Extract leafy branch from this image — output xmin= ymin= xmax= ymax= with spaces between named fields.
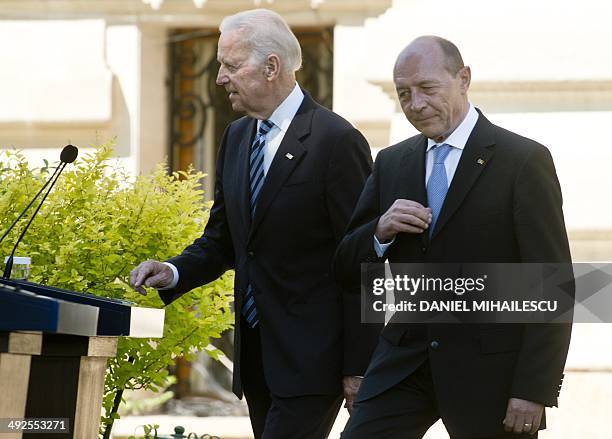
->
xmin=0 ymin=144 xmax=234 ymax=439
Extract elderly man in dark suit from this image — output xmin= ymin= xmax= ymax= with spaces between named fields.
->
xmin=335 ymin=36 xmax=572 ymax=438
xmin=130 ymin=8 xmax=380 ymax=439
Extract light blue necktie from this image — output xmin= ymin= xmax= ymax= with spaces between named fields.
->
xmin=426 ymin=143 xmax=452 ymax=237
xmin=243 ymin=120 xmax=274 ymax=328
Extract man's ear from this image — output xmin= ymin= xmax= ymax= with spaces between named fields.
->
xmin=265 ymin=54 xmax=281 ymax=81
xmin=458 ymin=66 xmax=471 ymax=93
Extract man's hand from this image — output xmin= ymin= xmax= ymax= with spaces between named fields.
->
xmin=130 ymin=260 xmax=174 ymax=295
xmin=503 ymin=397 xmax=543 ymax=435
xmin=375 ymin=199 xmax=432 ymax=243
xmin=342 ymin=376 xmax=363 ymax=415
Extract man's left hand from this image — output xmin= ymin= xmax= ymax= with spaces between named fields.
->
xmin=503 ymin=397 xmax=544 ymax=435
xmin=342 ymin=376 xmax=362 ymax=414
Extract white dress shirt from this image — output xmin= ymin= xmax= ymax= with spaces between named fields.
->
xmin=260 ymin=83 xmax=304 ymax=175
xmin=161 ymin=83 xmax=305 ymax=290
xmin=374 ymin=104 xmax=479 ymax=257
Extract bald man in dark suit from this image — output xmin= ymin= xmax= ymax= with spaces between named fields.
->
xmin=335 ymin=36 xmax=572 ymax=439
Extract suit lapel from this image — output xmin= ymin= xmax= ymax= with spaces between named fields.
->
xmin=238 ymin=119 xmax=257 ymax=229
xmin=396 ymin=136 xmax=428 ymax=206
xmin=247 ymin=94 xmax=314 ymax=241
xmin=430 ymin=112 xmax=496 ymax=240
xmin=396 ymin=137 xmax=428 ymax=248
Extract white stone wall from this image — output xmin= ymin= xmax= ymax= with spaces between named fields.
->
xmin=1 ymin=2 xmax=609 ymax=237
xmin=334 ymin=0 xmax=612 ymax=233
xmin=0 ymin=19 xmax=167 ymax=176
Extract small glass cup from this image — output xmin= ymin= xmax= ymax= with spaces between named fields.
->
xmin=4 ymin=256 xmax=31 ymax=280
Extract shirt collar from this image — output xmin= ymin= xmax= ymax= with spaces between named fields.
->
xmin=426 ymin=104 xmax=479 ymax=151
xmin=261 ymin=83 xmax=304 ymax=133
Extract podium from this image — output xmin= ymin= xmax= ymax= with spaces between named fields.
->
xmin=0 ymin=280 xmax=165 ymax=439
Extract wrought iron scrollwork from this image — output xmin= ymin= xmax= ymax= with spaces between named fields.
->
xmin=296 ymin=27 xmax=334 ymax=109
xmin=169 ymin=33 xmax=225 ymax=171
xmin=173 ymin=92 xmax=207 ymax=148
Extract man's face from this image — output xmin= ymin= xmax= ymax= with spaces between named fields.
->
xmin=216 ymin=31 xmax=270 ymax=117
xmin=393 ymin=44 xmax=470 ymax=142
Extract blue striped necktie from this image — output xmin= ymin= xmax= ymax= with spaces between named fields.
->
xmin=426 ymin=143 xmax=452 ymax=237
xmin=243 ymin=119 xmax=274 ymax=328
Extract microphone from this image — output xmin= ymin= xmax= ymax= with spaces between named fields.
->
xmin=2 ymin=145 xmax=79 ymax=279
xmin=60 ymin=144 xmax=78 ymax=163
xmin=0 ymin=145 xmax=78 ymax=246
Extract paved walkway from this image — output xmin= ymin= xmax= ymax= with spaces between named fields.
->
xmin=114 ymin=326 xmax=612 ymax=438
xmin=113 ymin=370 xmax=612 ymax=439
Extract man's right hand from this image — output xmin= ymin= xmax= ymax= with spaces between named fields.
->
xmin=375 ymin=199 xmax=432 ymax=242
xmin=130 ymin=260 xmax=173 ymax=295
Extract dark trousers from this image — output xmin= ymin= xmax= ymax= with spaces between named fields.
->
xmin=240 ymin=318 xmax=343 ymax=439
xmin=341 ymin=360 xmax=537 ymax=439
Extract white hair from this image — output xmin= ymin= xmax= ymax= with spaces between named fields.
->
xmin=219 ymin=9 xmax=302 ymax=73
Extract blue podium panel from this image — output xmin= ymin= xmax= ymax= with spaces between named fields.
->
xmin=0 ymin=284 xmax=100 ymax=336
xmin=0 ymin=287 xmax=59 ymax=332
xmin=2 ymin=280 xmax=131 ymax=336
xmin=0 ymin=280 xmax=164 ymax=337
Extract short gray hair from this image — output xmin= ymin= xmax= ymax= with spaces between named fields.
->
xmin=219 ymin=9 xmax=302 ymax=73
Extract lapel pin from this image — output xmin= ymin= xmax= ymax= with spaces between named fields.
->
xmin=477 ymin=158 xmax=485 ymax=165
xmin=285 ymin=153 xmax=294 ymax=160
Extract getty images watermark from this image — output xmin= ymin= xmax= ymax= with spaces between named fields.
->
xmin=360 ymin=263 xmax=612 ymax=324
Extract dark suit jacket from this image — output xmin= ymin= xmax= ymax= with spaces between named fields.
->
xmin=159 ymin=92 xmax=381 ymax=398
xmin=334 ymin=110 xmax=573 ymax=438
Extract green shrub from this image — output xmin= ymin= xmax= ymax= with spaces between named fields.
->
xmin=0 ymin=144 xmax=234 ymax=438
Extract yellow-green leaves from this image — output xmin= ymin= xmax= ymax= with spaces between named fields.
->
xmin=0 ymin=143 xmax=233 ymax=438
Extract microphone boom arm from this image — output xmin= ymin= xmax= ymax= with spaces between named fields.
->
xmin=0 ymin=164 xmax=62 ymax=246
xmin=2 ymin=144 xmax=78 ymax=280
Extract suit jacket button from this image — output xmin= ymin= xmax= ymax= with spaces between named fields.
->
xmin=248 ymin=251 xmax=255 ymax=258
xmin=430 ymin=340 xmax=439 ymax=350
